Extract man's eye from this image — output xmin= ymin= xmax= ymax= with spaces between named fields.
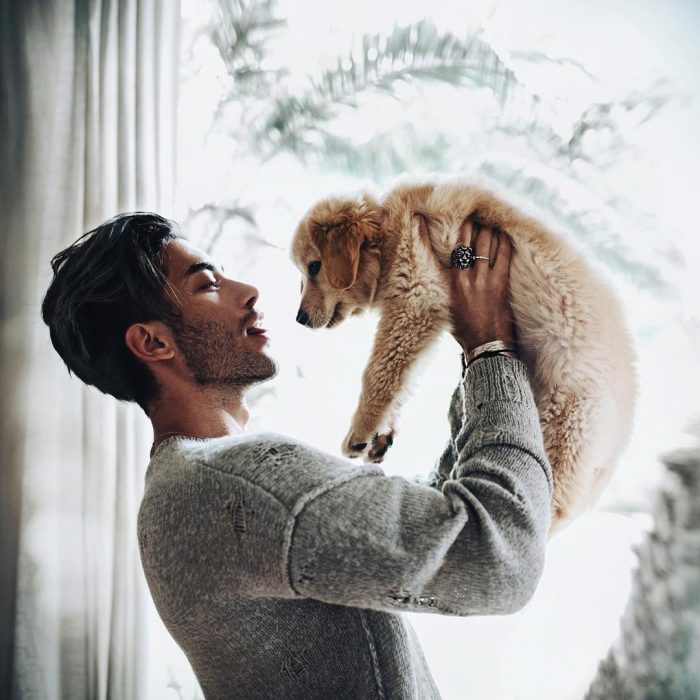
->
xmin=200 ymin=280 xmax=221 ymax=290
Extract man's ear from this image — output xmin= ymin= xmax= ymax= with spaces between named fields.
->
xmin=124 ymin=321 xmax=175 ymax=362
xmin=312 ymin=197 xmax=383 ymax=290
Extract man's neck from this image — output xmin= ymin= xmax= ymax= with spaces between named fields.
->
xmin=148 ymin=388 xmax=250 ymax=457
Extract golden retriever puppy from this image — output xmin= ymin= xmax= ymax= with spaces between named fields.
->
xmin=290 ymin=172 xmax=638 ymax=536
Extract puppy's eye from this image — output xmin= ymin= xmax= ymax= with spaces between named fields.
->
xmin=308 ymin=260 xmax=321 ymax=277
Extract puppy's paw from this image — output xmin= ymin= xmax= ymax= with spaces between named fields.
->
xmin=341 ymin=427 xmax=371 ymax=459
xmin=365 ymin=432 xmax=394 ymax=464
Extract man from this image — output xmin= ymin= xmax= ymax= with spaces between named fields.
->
xmin=41 ymin=212 xmax=553 ymax=699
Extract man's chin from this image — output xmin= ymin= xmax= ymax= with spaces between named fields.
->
xmin=242 ymin=353 xmax=279 ymax=384
xmin=193 ymin=355 xmax=278 ymax=389
xmin=258 ymin=356 xmax=279 ymax=381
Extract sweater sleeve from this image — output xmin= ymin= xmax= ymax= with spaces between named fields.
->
xmin=423 ymin=358 xmax=466 ymax=493
xmin=284 ymin=353 xmax=554 ymax=616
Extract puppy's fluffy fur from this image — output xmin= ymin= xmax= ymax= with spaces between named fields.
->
xmin=290 ymin=173 xmax=638 ymax=537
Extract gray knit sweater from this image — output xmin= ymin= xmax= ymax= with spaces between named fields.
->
xmin=137 ymin=353 xmax=554 ymax=699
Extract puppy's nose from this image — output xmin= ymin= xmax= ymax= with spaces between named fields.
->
xmin=296 ymin=308 xmax=310 ymax=326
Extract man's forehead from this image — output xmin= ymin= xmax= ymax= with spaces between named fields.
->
xmin=165 ymin=239 xmax=224 ymax=280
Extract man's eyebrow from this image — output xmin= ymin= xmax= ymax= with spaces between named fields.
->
xmin=182 ymin=261 xmax=225 ymax=280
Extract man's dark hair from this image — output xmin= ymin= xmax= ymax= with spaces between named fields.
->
xmin=41 ymin=212 xmax=187 ymax=415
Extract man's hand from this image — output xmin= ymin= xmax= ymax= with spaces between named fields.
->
xmin=416 ymin=215 xmax=519 ymax=354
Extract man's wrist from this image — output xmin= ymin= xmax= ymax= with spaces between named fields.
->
xmin=460 ymin=346 xmax=519 ymax=375
xmin=457 ymin=333 xmax=516 ymax=355
xmin=467 ymin=339 xmax=514 ymax=359
xmin=468 ymin=349 xmax=518 ymax=366
xmin=459 ymin=336 xmax=516 ymax=354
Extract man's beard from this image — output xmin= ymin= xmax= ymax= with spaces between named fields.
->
xmin=168 ymin=314 xmax=277 ymax=389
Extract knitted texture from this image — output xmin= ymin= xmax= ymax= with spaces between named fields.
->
xmin=137 ymin=354 xmax=553 ymax=699
xmin=585 ymin=420 xmax=700 ymax=700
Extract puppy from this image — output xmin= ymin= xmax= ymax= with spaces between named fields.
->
xmin=290 ymin=172 xmax=638 ymax=536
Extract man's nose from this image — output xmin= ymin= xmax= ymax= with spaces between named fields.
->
xmin=296 ymin=308 xmax=310 ymax=326
xmin=242 ymin=284 xmax=258 ymax=309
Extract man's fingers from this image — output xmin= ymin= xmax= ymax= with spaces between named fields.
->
xmin=492 ymin=228 xmax=513 ymax=280
xmin=421 ymin=216 xmax=513 ymax=284
xmin=472 ymin=225 xmax=493 ymax=284
xmin=459 ymin=217 xmax=475 ymax=246
xmin=488 ymin=229 xmax=499 ymax=268
xmin=474 ymin=224 xmax=491 ymax=259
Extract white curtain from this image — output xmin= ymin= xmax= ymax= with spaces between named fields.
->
xmin=0 ymin=1 xmax=181 ymax=698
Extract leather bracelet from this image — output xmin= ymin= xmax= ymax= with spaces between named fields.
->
xmin=465 ymin=339 xmax=517 ymax=364
xmin=468 ymin=349 xmax=518 ymax=366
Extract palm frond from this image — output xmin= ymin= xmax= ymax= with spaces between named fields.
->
xmin=257 ymin=19 xmax=527 ymax=156
xmin=185 ymin=203 xmax=259 ymax=254
xmin=567 ymin=78 xmax=677 ymax=159
xmin=509 ymin=49 xmax=598 ymax=81
xmin=203 ymin=0 xmax=290 ymax=136
xmin=296 ymin=127 xmax=452 ymax=179
xmin=210 ymin=0 xmax=286 ymax=79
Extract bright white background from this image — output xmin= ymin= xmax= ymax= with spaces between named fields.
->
xmin=146 ymin=1 xmax=700 ymax=698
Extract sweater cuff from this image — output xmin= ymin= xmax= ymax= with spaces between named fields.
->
xmin=464 ymin=353 xmax=534 ymax=407
xmin=460 ymin=353 xmax=554 ymax=497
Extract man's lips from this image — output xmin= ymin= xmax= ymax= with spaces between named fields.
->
xmin=244 ymin=311 xmax=267 ymax=336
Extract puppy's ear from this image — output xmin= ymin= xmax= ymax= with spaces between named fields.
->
xmin=312 ymin=197 xmax=383 ymax=290
xmin=312 ymin=225 xmax=360 ymax=290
